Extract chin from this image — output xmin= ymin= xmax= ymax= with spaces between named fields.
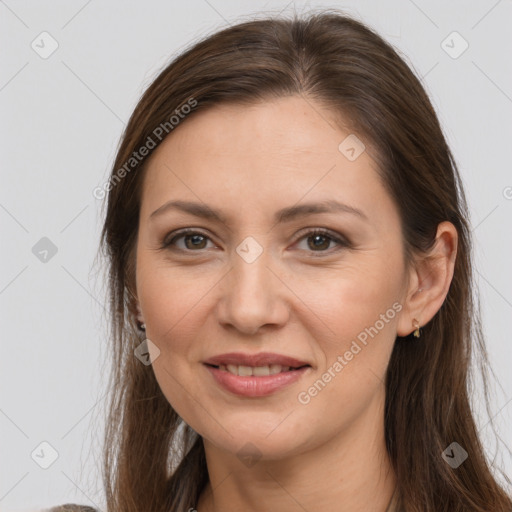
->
xmin=198 ymin=418 xmax=314 ymax=462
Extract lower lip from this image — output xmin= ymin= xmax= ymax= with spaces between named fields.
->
xmin=204 ymin=365 xmax=310 ymax=397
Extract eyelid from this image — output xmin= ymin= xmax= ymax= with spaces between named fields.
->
xmin=161 ymin=227 xmax=350 ymax=254
xmin=163 ymin=227 xmax=213 ymax=246
xmin=291 ymin=227 xmax=350 ymax=256
xmin=293 ymin=226 xmax=350 ymax=245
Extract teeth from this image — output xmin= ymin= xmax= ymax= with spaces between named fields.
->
xmin=253 ymin=366 xmax=270 ymax=376
xmin=222 ymin=364 xmax=292 ymax=376
xmin=270 ymin=364 xmax=287 ymax=375
xmin=238 ymin=365 xmax=253 ymax=376
xmin=226 ymin=364 xmax=239 ymax=375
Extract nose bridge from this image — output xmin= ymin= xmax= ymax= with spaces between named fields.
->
xmin=233 ymin=240 xmax=270 ymax=295
xmin=217 ymin=235 xmax=288 ymax=333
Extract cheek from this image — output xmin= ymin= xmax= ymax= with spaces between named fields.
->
xmin=293 ymin=257 xmax=402 ymax=389
xmin=137 ymin=259 xmax=217 ymax=420
xmin=138 ymin=256 xmax=211 ymax=346
xmin=136 ymin=242 xmax=404 ymax=439
xmin=292 ymin=278 xmax=400 ymax=438
xmin=297 ymin=258 xmax=402 ymax=338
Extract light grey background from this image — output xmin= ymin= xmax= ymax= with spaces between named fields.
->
xmin=1 ymin=1 xmax=511 ymax=510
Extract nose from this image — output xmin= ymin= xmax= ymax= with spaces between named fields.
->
xmin=215 ymin=247 xmax=290 ymax=336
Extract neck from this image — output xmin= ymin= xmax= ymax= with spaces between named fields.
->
xmin=196 ymin=387 xmax=397 ymax=512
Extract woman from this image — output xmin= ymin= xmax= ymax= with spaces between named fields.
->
xmin=51 ymin=9 xmax=512 ymax=512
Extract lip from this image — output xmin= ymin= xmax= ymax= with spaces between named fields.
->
xmin=203 ymin=351 xmax=310 ymax=368
xmin=203 ymin=352 xmax=312 ymax=398
xmin=205 ymin=364 xmax=311 ymax=397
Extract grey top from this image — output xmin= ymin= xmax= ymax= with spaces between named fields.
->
xmin=47 ymin=487 xmax=401 ymax=512
xmin=46 ymin=505 xmax=99 ymax=512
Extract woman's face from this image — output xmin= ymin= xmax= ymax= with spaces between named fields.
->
xmin=135 ymin=95 xmax=411 ymax=460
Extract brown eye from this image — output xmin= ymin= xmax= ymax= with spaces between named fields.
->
xmin=163 ymin=229 xmax=214 ymax=251
xmin=182 ymin=233 xmax=208 ymax=250
xmin=295 ymin=229 xmax=349 ymax=256
xmin=307 ymin=233 xmax=331 ymax=251
xmin=162 ymin=227 xmax=349 ymax=256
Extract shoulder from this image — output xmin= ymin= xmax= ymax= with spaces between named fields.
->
xmin=45 ymin=505 xmax=99 ymax=512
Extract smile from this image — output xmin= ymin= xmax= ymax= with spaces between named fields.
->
xmin=204 ymin=363 xmax=311 ymax=397
xmin=208 ymin=363 xmax=308 ymax=376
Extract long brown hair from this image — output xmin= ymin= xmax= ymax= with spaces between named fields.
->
xmin=97 ymin=9 xmax=512 ymax=511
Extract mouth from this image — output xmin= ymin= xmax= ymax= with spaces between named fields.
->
xmin=202 ymin=352 xmax=312 ymax=397
xmin=204 ymin=362 xmax=311 ymax=377
xmin=203 ymin=351 xmax=311 ymax=371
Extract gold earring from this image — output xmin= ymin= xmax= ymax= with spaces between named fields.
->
xmin=413 ymin=319 xmax=421 ymax=338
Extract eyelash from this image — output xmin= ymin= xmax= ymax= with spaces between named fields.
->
xmin=161 ymin=227 xmax=350 ymax=257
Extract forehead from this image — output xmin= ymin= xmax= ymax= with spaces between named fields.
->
xmin=156 ymin=96 xmax=355 ymax=158
xmin=139 ymin=96 xmax=397 ymax=229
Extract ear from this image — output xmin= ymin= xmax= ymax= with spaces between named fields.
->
xmin=135 ymin=301 xmax=144 ymax=324
xmin=126 ymin=285 xmax=145 ymax=325
xmin=397 ymin=221 xmax=458 ymax=337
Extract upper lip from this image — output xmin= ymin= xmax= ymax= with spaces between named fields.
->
xmin=204 ymin=352 xmax=311 ymax=368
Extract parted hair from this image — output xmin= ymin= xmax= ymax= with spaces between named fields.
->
xmin=88 ymin=8 xmax=512 ymax=512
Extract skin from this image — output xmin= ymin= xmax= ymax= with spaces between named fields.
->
xmin=133 ymin=95 xmax=457 ymax=511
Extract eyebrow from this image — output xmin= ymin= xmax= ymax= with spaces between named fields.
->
xmin=149 ymin=199 xmax=368 ymax=224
